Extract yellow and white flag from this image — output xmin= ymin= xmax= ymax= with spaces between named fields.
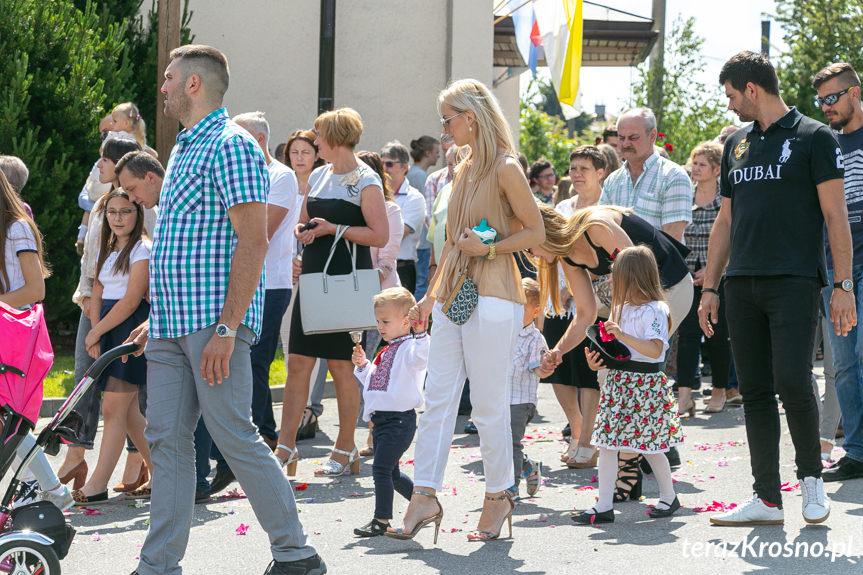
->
xmin=533 ymin=0 xmax=583 ymax=118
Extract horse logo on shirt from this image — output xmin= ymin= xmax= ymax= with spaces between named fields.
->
xmin=779 ymin=139 xmax=793 ymax=163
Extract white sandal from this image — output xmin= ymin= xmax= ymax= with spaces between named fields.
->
xmin=315 ymin=447 xmax=360 ymax=476
xmin=276 ymin=444 xmax=300 ymax=476
xmin=567 ymin=446 xmax=598 ymax=468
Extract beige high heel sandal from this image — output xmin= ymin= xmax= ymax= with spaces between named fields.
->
xmin=467 ymin=491 xmax=515 ymax=541
xmin=385 ymin=490 xmax=444 ymax=544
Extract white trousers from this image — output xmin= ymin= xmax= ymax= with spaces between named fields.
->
xmin=414 ymin=296 xmax=521 ymax=493
xmin=665 ymin=274 xmax=694 ymax=335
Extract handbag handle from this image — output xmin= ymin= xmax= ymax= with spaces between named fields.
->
xmin=320 ymin=224 xmax=357 ymax=293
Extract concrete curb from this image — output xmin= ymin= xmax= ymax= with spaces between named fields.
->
xmin=39 ymin=380 xmax=336 ymax=418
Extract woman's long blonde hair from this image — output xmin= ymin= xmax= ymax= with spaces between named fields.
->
xmin=438 ymin=79 xmax=516 ymax=181
xmin=609 ymin=245 xmax=668 ymax=328
xmin=531 ymin=203 xmax=628 ymax=314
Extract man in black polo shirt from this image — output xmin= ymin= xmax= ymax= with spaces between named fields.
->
xmin=699 ymin=51 xmax=856 ymax=526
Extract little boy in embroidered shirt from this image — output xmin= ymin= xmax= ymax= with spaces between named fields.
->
xmin=511 ymin=278 xmax=553 ymax=497
xmin=351 ymin=287 xmax=429 ymax=537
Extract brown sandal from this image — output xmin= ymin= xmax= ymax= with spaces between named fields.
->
xmin=125 ymin=486 xmax=151 ymax=500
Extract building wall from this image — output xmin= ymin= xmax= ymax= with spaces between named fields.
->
xmin=180 ymin=0 xmax=520 ymax=159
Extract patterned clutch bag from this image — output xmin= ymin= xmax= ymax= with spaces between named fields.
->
xmin=442 ymin=271 xmax=478 ymax=325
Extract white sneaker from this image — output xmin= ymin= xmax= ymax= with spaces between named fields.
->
xmin=709 ymin=494 xmax=784 ymax=526
xmin=40 ymin=485 xmax=74 ymax=512
xmin=800 ymin=476 xmax=830 ymax=524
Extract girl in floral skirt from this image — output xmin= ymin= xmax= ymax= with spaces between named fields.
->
xmin=573 ymin=245 xmax=683 ymax=524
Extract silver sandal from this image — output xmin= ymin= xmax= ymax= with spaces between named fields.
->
xmin=276 ymin=444 xmax=299 ymax=476
xmin=314 ymin=447 xmax=360 ymax=476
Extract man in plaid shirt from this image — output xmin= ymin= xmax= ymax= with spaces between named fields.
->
xmin=125 ymin=45 xmax=324 ymax=575
xmin=600 ymin=108 xmax=693 ymax=241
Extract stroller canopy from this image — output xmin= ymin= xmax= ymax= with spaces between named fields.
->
xmin=0 ymin=302 xmax=53 ymax=424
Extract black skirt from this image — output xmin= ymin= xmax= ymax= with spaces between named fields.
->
xmin=98 ymin=299 xmax=149 ymax=389
xmin=541 ymin=315 xmax=598 ymax=390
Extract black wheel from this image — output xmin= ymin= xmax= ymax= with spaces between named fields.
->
xmin=0 ymin=539 xmax=61 ymax=574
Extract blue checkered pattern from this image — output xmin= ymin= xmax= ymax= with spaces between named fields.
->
xmin=150 ymin=108 xmax=268 ymax=339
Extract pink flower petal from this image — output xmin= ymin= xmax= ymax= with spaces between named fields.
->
xmin=235 ymin=523 xmax=249 ymax=535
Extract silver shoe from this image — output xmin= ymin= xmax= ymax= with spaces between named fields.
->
xmin=315 ymin=447 xmax=360 ymax=476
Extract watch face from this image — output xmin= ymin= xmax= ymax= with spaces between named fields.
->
xmin=216 ymin=324 xmax=227 ymax=336
xmin=843 ymin=279 xmax=854 ymax=292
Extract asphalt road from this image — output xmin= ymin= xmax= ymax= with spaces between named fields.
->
xmin=45 ymin=367 xmax=862 ymax=575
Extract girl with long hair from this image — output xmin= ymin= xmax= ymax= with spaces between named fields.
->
xmin=72 ymin=189 xmax=152 ymax=503
xmin=572 ymin=246 xmax=683 ymax=524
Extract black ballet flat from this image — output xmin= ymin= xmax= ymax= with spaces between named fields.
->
xmin=571 ymin=508 xmax=614 ymax=524
xmin=354 ymin=518 xmax=389 ymax=537
xmin=648 ymin=496 xmax=681 ymax=518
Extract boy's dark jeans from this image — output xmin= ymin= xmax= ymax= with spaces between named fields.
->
xmin=371 ymin=410 xmax=417 ymax=520
xmin=724 ymin=275 xmax=822 ymax=505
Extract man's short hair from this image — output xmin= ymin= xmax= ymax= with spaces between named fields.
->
xmin=0 ymin=155 xmax=29 ymax=194
xmin=170 ymin=44 xmax=230 ymax=102
xmin=813 ymin=62 xmax=861 ymax=90
xmin=373 ymin=286 xmax=416 ymax=315
xmin=115 ymin=150 xmax=165 ymax=180
xmin=381 ymin=140 xmax=410 ymax=166
xmin=528 ymin=157 xmax=554 ymax=182
xmin=618 ymin=108 xmax=657 ymax=133
xmin=602 ymin=126 xmax=618 ymax=140
xmin=314 ymin=108 xmax=363 ymax=149
xmin=569 ymin=145 xmax=607 ymax=171
xmin=719 ymin=51 xmax=779 ymax=96
xmin=233 ymin=111 xmax=270 ymax=145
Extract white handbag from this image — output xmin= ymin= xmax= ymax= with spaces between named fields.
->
xmin=299 ymin=225 xmax=380 ymax=335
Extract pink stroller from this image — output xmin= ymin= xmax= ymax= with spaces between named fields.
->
xmin=0 ymin=300 xmax=138 ymax=573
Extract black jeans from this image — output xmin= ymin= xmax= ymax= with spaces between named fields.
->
xmin=396 ymin=261 xmax=417 ymax=294
xmin=677 ymin=281 xmax=730 ymax=389
xmin=724 ymin=276 xmax=822 ymax=505
xmin=371 ymin=409 xmax=416 ymax=520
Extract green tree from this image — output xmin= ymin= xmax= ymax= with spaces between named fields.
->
xmin=774 ymin=0 xmax=863 ymax=119
xmin=631 ymin=16 xmax=729 ymax=164
xmin=0 ymin=0 xmax=140 ymax=330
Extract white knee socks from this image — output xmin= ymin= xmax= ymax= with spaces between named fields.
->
xmin=595 ymin=447 xmax=617 ymax=512
xmin=643 ymin=452 xmax=676 ymax=509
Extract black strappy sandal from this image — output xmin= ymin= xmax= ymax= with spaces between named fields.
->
xmin=296 ymin=407 xmax=318 ymax=441
xmin=613 ymin=453 xmax=643 ymax=502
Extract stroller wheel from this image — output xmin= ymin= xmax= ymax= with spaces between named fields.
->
xmin=0 ymin=540 xmax=61 ymax=574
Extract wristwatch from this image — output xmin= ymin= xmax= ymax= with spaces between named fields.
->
xmin=834 ymin=279 xmax=854 ymax=292
xmin=215 ymin=323 xmax=237 ymax=338
xmin=487 ymin=243 xmax=497 ymax=260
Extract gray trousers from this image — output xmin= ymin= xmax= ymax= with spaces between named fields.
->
xmin=510 ymin=402 xmax=536 ymax=488
xmin=813 ymin=310 xmax=841 ymax=442
xmin=137 ymin=325 xmax=315 ymax=575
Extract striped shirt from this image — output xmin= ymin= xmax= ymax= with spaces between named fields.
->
xmin=600 ymin=153 xmax=693 ymax=229
xmin=150 ymin=108 xmax=268 ymax=339
xmin=510 ymin=323 xmax=549 ymax=406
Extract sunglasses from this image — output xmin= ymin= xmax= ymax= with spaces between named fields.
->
xmin=383 ymin=160 xmax=402 ymax=168
xmin=440 ymin=112 xmax=464 ymax=128
xmin=814 ymin=87 xmax=852 ymax=108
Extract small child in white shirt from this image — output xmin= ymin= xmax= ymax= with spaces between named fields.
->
xmin=352 ymin=287 xmax=430 ymax=537
xmin=510 ymin=278 xmax=553 ymax=497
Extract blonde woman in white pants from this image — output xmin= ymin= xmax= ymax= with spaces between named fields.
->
xmin=387 ymin=79 xmax=544 ymax=543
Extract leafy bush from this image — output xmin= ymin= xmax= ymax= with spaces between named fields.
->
xmin=0 ymin=0 xmax=136 ymax=332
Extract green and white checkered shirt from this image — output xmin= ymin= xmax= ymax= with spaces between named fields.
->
xmin=600 ymin=153 xmax=693 ymax=229
xmin=150 ymin=108 xmax=268 ymax=339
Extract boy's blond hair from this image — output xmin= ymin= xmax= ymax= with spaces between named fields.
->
xmin=522 ymin=277 xmax=541 ymax=307
xmin=373 ymin=287 xmax=416 ymax=315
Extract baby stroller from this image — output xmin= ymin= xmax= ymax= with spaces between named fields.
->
xmin=1 ymin=299 xmax=138 ymax=574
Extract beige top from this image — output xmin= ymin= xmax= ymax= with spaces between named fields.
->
xmin=430 ymin=155 xmax=524 ymax=305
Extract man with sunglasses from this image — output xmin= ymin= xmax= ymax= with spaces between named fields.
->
xmin=812 ymin=62 xmax=863 ymax=484
xmin=700 ymin=51 xmax=855 ymax=527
